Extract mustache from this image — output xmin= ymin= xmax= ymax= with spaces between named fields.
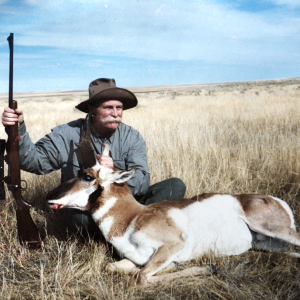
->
xmin=102 ymin=116 xmax=122 ymax=124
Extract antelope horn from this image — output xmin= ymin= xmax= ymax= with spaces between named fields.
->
xmin=82 ymin=111 xmax=92 ymax=140
xmin=102 ymin=143 xmax=109 ymax=157
xmin=74 ymin=113 xmax=97 ymax=169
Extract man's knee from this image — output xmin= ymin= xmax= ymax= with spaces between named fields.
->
xmin=168 ymin=177 xmax=186 ymax=200
xmin=142 ymin=177 xmax=186 ymax=205
xmin=64 ymin=209 xmax=103 ymax=241
xmin=65 ymin=209 xmax=90 ymax=232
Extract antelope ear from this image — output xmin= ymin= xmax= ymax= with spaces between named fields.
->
xmin=113 ymin=168 xmax=136 ymax=184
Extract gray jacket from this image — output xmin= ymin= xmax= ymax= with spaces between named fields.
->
xmin=17 ymin=119 xmax=150 ymax=196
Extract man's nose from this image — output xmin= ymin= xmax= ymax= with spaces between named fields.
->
xmin=111 ymin=108 xmax=118 ymax=116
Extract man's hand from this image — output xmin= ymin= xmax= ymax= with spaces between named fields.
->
xmin=2 ymin=107 xmax=24 ymax=127
xmin=97 ymin=154 xmax=114 ymax=169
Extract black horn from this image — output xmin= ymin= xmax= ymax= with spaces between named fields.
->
xmin=74 ymin=113 xmax=97 ymax=170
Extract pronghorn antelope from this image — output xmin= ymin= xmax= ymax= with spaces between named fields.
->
xmin=47 ymin=114 xmax=300 ymax=285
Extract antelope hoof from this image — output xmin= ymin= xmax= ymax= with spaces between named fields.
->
xmin=137 ymin=273 xmax=149 ymax=285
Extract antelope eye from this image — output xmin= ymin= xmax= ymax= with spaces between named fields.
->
xmin=83 ymin=175 xmax=95 ymax=182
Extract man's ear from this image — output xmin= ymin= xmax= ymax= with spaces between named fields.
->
xmin=113 ymin=168 xmax=136 ymax=184
xmin=88 ymin=105 xmax=95 ymax=113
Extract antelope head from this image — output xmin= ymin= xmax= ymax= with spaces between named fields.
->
xmin=47 ymin=114 xmax=135 ymax=211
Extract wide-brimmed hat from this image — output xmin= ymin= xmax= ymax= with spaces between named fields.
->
xmin=75 ymin=78 xmax=138 ymax=113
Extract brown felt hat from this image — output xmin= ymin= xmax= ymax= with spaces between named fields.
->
xmin=75 ymin=78 xmax=138 ymax=113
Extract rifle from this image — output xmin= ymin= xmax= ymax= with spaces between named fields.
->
xmin=0 ymin=33 xmax=43 ymax=249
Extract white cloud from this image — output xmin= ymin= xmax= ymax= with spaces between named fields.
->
xmin=1 ymin=0 xmax=300 ymax=66
xmin=40 ymin=62 xmax=60 ymax=69
xmin=155 ymin=4 xmax=166 ymax=14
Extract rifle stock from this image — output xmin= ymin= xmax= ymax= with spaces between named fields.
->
xmin=3 ymin=33 xmax=43 ymax=249
xmin=0 ymin=140 xmax=5 ymax=200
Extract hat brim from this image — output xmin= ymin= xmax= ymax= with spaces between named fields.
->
xmin=75 ymin=87 xmax=138 ymax=113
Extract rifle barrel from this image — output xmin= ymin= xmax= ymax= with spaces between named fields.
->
xmin=7 ymin=33 xmax=13 ymax=109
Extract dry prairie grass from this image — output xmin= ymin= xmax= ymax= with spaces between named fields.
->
xmin=0 ymin=79 xmax=300 ymax=299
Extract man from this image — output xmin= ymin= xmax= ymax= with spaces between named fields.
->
xmin=2 ymin=78 xmax=186 ymax=238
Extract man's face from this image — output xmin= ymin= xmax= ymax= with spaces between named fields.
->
xmin=89 ymin=100 xmax=123 ymax=133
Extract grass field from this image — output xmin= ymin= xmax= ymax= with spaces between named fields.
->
xmin=0 ymin=78 xmax=300 ymax=299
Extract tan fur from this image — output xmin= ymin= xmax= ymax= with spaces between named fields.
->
xmin=236 ymin=194 xmax=292 ymax=229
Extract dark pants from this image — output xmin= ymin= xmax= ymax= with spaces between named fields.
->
xmin=135 ymin=177 xmax=186 ymax=205
xmin=64 ymin=178 xmax=186 ymax=239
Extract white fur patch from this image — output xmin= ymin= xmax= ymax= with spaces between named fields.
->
xmin=110 ymin=219 xmax=162 ymax=266
xmin=99 ymin=166 xmax=117 ymax=189
xmin=168 ymin=208 xmax=188 ymax=235
xmin=48 ymin=185 xmax=97 ymax=210
xmin=92 ymin=162 xmax=101 ymax=172
xmin=99 ymin=216 xmax=114 ymax=238
xmin=99 ymin=166 xmax=114 ymax=181
xmin=168 ymin=195 xmax=252 ymax=260
xmin=92 ymin=196 xmax=118 ymax=222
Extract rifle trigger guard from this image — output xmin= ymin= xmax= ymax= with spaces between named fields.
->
xmin=21 ymin=180 xmax=27 ymax=192
xmin=4 ymin=155 xmax=9 ymax=164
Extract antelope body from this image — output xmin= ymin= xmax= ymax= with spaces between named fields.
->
xmin=47 ymin=143 xmax=300 ymax=284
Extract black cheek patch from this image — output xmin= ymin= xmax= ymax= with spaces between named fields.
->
xmin=86 ymin=186 xmax=104 ymax=213
xmin=88 ymin=186 xmax=103 ymax=204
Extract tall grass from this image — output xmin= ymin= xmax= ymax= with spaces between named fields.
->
xmin=0 ymin=80 xmax=300 ymax=299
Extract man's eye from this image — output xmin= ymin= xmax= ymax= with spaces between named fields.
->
xmin=83 ymin=175 xmax=95 ymax=182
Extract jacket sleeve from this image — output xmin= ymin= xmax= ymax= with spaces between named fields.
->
xmin=123 ymin=132 xmax=150 ymax=197
xmin=16 ymin=122 xmax=70 ymax=175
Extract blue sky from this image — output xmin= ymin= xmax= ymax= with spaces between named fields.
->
xmin=0 ymin=0 xmax=299 ymax=92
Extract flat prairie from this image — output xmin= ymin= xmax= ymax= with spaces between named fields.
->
xmin=0 ymin=78 xmax=300 ymax=299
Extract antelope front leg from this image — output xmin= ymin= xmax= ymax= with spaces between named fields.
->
xmin=138 ymin=243 xmax=184 ymax=285
xmin=106 ymin=259 xmax=140 ymax=275
xmin=148 ymin=265 xmax=213 ymax=284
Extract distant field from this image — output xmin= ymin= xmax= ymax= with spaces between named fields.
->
xmin=1 ymin=76 xmax=299 ymax=98
xmin=0 ymin=78 xmax=300 ymax=299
